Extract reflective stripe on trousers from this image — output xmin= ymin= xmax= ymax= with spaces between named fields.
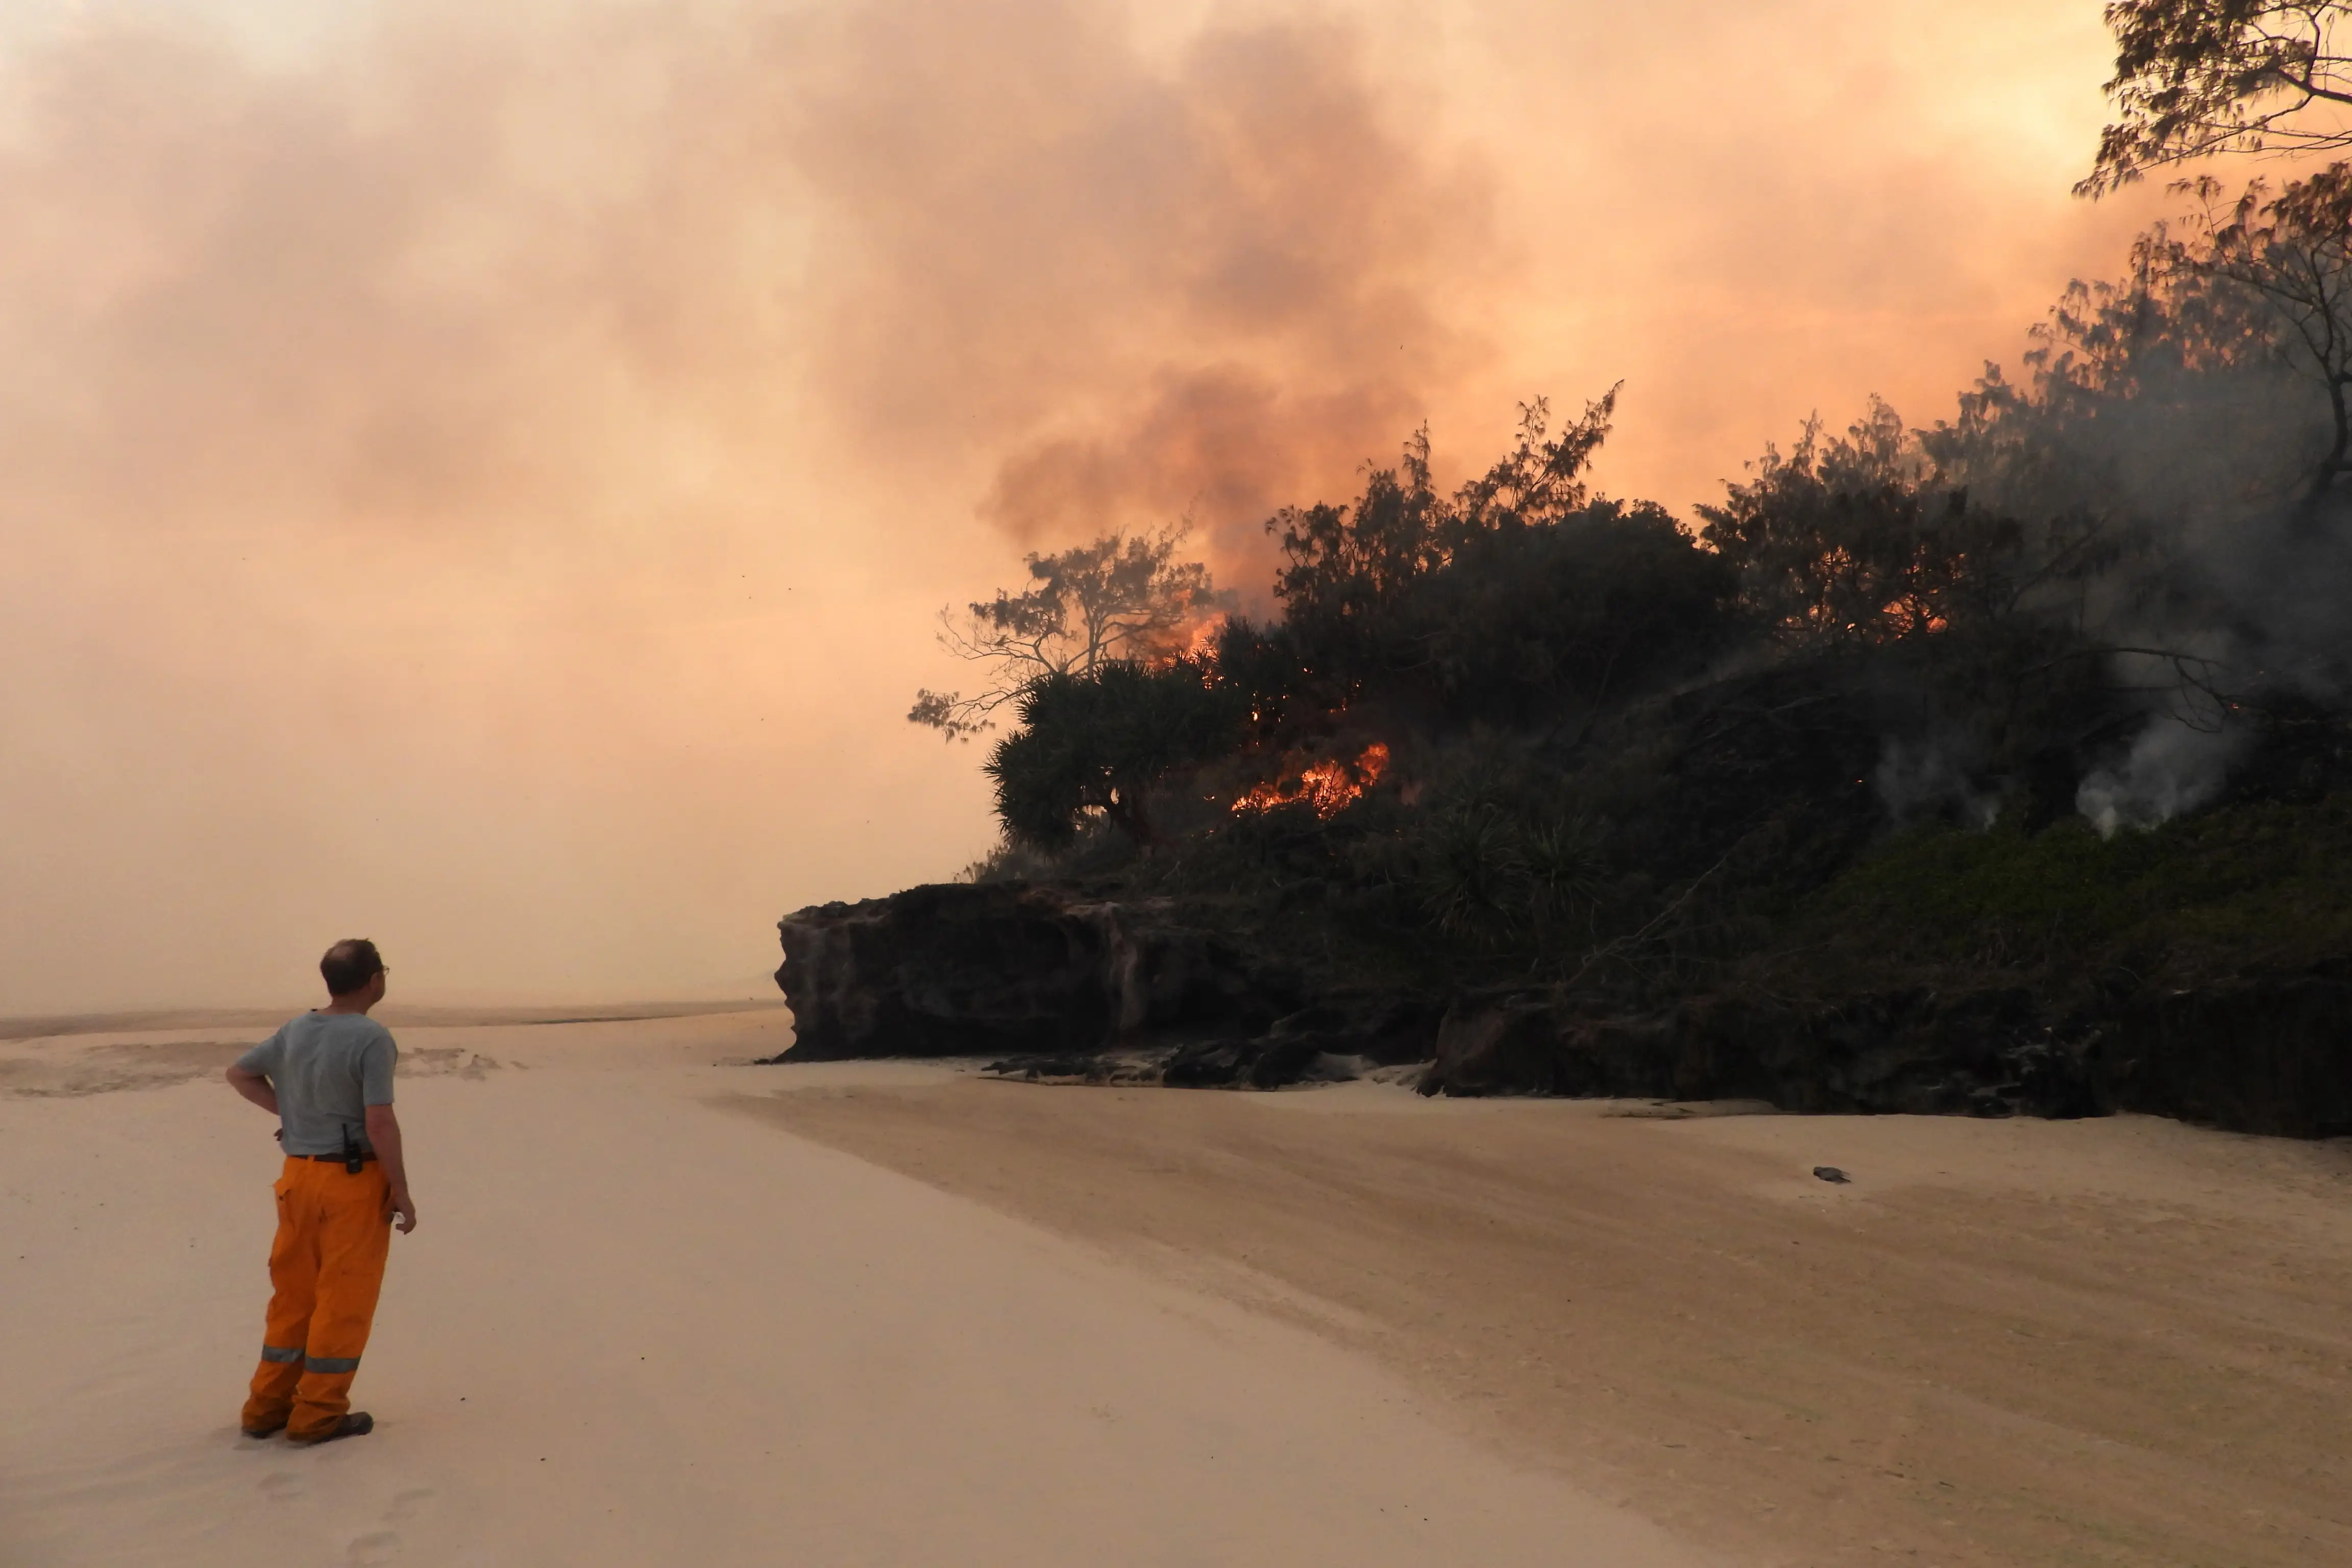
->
xmin=241 ymin=1155 xmax=392 ymax=1440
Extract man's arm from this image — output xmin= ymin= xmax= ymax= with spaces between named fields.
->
xmin=364 ymin=1104 xmax=417 ymax=1234
xmin=225 ymin=1063 xmax=279 ymax=1116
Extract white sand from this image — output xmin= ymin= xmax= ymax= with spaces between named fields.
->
xmin=0 ymin=1011 xmax=1712 ymax=1567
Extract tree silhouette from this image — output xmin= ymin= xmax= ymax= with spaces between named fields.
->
xmin=909 ymin=525 xmax=1226 ymax=742
xmin=2085 ymin=2 xmax=2352 ymax=195
xmin=1266 ymin=388 xmax=1621 ymax=700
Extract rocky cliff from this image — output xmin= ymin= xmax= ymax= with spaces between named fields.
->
xmin=774 ymin=883 xmax=1304 ymax=1061
xmin=773 ymin=883 xmax=2352 ymax=1137
xmin=1414 ymin=979 xmax=2352 ymax=1136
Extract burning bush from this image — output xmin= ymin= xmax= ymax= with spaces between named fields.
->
xmin=1231 ymin=743 xmax=1389 ymax=819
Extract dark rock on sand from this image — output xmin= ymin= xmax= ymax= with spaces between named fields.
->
xmin=1161 ymin=995 xmax=1446 ymax=1089
xmin=980 ymin=1050 xmax=1166 ymax=1087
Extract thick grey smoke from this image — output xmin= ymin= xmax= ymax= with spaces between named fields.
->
xmin=1876 ymin=738 xmax=2003 ymax=830
xmin=781 ymin=1 xmax=1502 ymax=586
xmin=2077 ymin=720 xmax=2243 ymax=838
xmin=2072 ymin=389 xmax=2352 ymax=832
xmin=1814 ymin=227 xmax=2352 ymax=841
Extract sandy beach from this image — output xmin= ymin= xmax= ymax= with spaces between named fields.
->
xmin=4 ymin=1007 xmax=2348 ymax=1566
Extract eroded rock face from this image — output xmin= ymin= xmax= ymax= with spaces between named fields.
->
xmin=774 ymin=884 xmax=2349 ymax=1136
xmin=1419 ymin=989 xmax=2103 ymax=1117
xmin=2100 ymin=979 xmax=2352 ymax=1138
xmin=772 ymin=884 xmax=1300 ymax=1061
xmin=1418 ymin=979 xmax=2352 ymax=1137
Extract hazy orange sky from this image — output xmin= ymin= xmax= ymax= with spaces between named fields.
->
xmin=0 ymin=0 xmax=2187 ymax=1011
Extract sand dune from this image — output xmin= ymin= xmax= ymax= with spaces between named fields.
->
xmin=1 ymin=1010 xmax=1705 ymax=1567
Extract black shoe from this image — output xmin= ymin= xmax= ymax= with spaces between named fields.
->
xmin=287 ymin=1412 xmax=373 ymax=1446
xmin=239 ymin=1419 xmax=287 ymax=1440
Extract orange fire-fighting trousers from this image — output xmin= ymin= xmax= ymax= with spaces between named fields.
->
xmin=241 ymin=1155 xmax=393 ymax=1440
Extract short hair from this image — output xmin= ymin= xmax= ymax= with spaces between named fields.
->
xmin=320 ymin=939 xmax=385 ymax=998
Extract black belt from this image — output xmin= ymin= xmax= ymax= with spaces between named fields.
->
xmin=297 ymin=1150 xmax=377 ymax=1164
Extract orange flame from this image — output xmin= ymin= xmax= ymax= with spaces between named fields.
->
xmin=1232 ymin=742 xmax=1389 ymax=819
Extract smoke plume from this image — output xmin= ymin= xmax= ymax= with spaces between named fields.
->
xmin=0 ymin=0 xmax=2163 ymax=1008
xmin=2077 ymin=721 xmax=2243 ymax=838
xmin=779 ymin=0 xmax=1504 ymax=585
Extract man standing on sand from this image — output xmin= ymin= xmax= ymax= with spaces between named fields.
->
xmin=224 ymin=939 xmax=418 ymax=1446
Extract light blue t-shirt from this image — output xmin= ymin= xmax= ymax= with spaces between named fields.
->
xmin=234 ymin=1013 xmax=398 ymax=1158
